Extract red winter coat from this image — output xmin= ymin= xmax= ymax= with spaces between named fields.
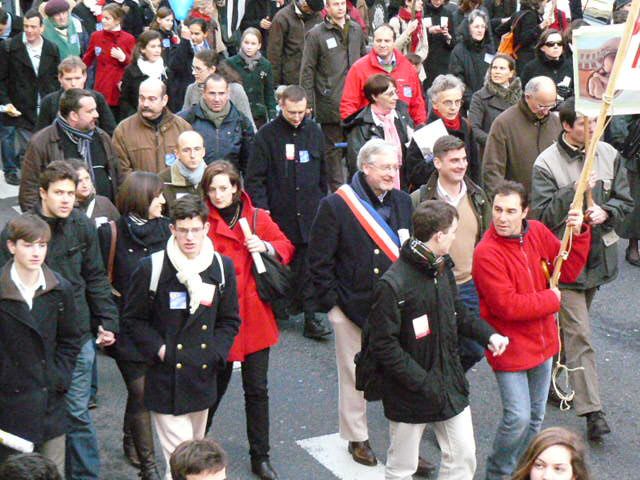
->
xmin=83 ymin=29 xmax=135 ymax=106
xmin=206 ymin=192 xmax=295 ymax=362
xmin=472 ymin=220 xmax=590 ymax=372
xmin=340 ymin=48 xmax=427 ymax=125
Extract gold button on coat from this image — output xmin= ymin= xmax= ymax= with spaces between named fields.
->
xmin=177 ymin=344 xmax=183 ymax=350
xmin=176 ymin=363 xmax=183 ymax=369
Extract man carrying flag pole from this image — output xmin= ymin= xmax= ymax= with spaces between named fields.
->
xmin=308 ymin=139 xmax=413 ymax=469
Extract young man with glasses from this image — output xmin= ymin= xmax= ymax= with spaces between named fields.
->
xmin=483 ymin=76 xmax=562 ymax=197
xmin=124 ymin=195 xmax=240 ymax=480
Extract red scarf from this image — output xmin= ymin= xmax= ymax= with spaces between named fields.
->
xmin=398 ymin=8 xmax=424 ymax=53
xmin=433 ymin=107 xmax=462 ymax=131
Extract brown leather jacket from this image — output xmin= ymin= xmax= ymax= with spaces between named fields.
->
xmin=19 ymin=125 xmax=121 ymax=212
xmin=112 ymin=109 xmax=192 ymax=175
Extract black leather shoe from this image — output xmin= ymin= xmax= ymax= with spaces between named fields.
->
xmin=251 ymin=460 xmax=279 ymax=479
xmin=4 ymin=172 xmax=19 ymax=186
xmin=303 ymin=315 xmax=332 ymax=339
xmin=123 ymin=433 xmax=140 ymax=468
xmin=348 ymin=440 xmax=377 ymax=466
xmin=625 ymin=247 xmax=640 ymax=267
xmin=415 ymin=455 xmax=437 ymax=477
xmin=586 ymin=411 xmax=611 ymax=441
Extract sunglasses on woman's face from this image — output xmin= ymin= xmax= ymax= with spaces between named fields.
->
xmin=544 ymin=41 xmax=563 ymax=47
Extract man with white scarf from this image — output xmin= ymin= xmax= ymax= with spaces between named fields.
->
xmin=124 ymin=194 xmax=240 ymax=480
xmin=159 ymin=131 xmax=207 ymax=210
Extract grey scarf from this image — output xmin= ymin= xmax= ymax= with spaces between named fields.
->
xmin=176 ymin=160 xmax=205 ymax=186
xmin=239 ymin=49 xmax=262 ymax=72
xmin=199 ymin=96 xmax=231 ymax=128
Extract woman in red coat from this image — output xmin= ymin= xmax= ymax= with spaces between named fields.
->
xmin=202 ymin=160 xmax=294 ymax=480
xmin=83 ymin=3 xmax=135 ymax=119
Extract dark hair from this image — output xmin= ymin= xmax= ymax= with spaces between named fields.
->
xmin=150 ymin=6 xmax=174 ymax=30
xmin=493 ymin=180 xmax=528 ymax=209
xmin=0 ymin=7 xmax=9 ymax=25
xmin=281 ymin=84 xmax=307 ymax=104
xmin=433 ymin=135 xmax=466 ymax=159
xmin=134 ymin=29 xmax=163 ymax=62
xmin=59 ymin=88 xmax=94 ymax=118
xmin=558 ymin=96 xmax=577 ymax=128
xmin=203 ymin=73 xmax=228 ymax=90
xmin=7 ymin=213 xmax=52 ymax=243
xmin=185 ymin=16 xmax=208 ymax=33
xmin=195 ymin=48 xmax=219 ymax=67
xmin=413 ymin=200 xmax=459 ymax=242
xmin=536 ymin=28 xmax=564 ymax=51
xmin=24 ymin=8 xmax=43 ymax=24
xmin=170 ymin=194 xmax=209 ymax=224
xmin=200 ymin=160 xmax=243 ymax=204
xmin=0 ymin=453 xmax=62 ymax=480
xmin=511 ymin=427 xmax=591 ymax=480
xmin=116 ymin=171 xmax=164 ymax=218
xmin=58 ymin=56 xmax=87 ymax=76
xmin=460 ymin=0 xmax=482 ymax=14
xmin=101 ymin=3 xmax=125 ymax=21
xmin=194 ymin=50 xmax=243 ymax=85
xmin=490 ymin=53 xmax=516 ymax=72
xmin=364 ymin=74 xmax=396 ymax=103
xmin=170 ymin=439 xmax=227 ymax=480
xmin=39 ymin=160 xmax=78 ymax=190
xmin=66 ymin=158 xmax=90 ymax=175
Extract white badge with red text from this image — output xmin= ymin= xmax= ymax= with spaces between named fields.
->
xmin=285 ymin=144 xmax=295 ymax=161
xmin=412 ymin=314 xmax=430 ymax=339
xmin=200 ymin=283 xmax=216 ymax=306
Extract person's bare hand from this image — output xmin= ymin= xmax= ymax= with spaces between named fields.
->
xmin=260 ymin=18 xmax=272 ymax=29
xmin=158 ymin=344 xmax=166 ymax=362
xmin=550 ymin=286 xmax=561 ymax=301
xmin=110 ymin=46 xmax=126 ymax=62
xmin=245 ymin=235 xmax=267 ymax=254
xmin=585 ymin=204 xmax=608 ymax=225
xmin=96 ymin=326 xmax=116 ymax=346
xmin=566 ymin=208 xmax=584 ymax=234
xmin=488 ymin=334 xmax=509 ymax=356
xmin=428 ymin=25 xmax=443 ymax=34
xmin=4 ymin=104 xmax=21 ymax=117
xmin=407 ymin=19 xmax=419 ymax=34
xmin=181 ymin=24 xmax=191 ymax=40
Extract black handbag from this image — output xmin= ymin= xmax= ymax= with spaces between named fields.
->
xmin=251 ymin=209 xmax=294 ymax=303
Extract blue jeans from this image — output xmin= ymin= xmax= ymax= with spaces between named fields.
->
xmin=486 ymin=358 xmax=553 ymax=480
xmin=457 ymin=279 xmax=486 ymax=372
xmin=65 ymin=339 xmax=100 ymax=480
xmin=0 ymin=121 xmax=17 ymax=175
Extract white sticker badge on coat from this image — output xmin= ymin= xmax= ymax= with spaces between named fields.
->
xmin=425 ymin=17 xmax=433 ymax=27
xmin=285 ymin=144 xmax=295 ymax=160
xmin=169 ymin=291 xmax=188 ymax=310
xmin=413 ymin=314 xmax=430 ymax=339
xmin=326 ymin=37 xmax=338 ymax=49
xmin=200 ymin=283 xmax=216 ymax=306
xmin=398 ymin=229 xmax=410 ymax=245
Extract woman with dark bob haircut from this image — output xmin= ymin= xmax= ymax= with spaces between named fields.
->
xmin=343 ymin=74 xmax=414 ymax=189
xmin=97 ymin=171 xmax=171 ymax=480
xmin=511 ymin=427 xmax=591 ymax=480
xmin=201 ymin=160 xmax=294 ymax=479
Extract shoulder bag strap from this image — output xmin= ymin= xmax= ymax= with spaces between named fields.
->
xmin=107 ymin=220 xmax=117 ymax=284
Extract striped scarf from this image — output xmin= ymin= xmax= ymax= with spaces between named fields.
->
xmin=55 ymin=114 xmax=96 ymax=181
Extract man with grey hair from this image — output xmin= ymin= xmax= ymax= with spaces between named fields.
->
xmin=113 ymin=78 xmax=192 ymax=175
xmin=483 ymin=75 xmax=561 ymax=196
xmin=405 ymin=74 xmax=480 ymax=187
xmin=308 ymin=138 xmax=413 ymax=468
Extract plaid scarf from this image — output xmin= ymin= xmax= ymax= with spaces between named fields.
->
xmin=55 ymin=114 xmax=96 ymax=181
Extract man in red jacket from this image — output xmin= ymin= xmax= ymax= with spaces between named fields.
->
xmin=340 ymin=24 xmax=426 ymax=126
xmin=472 ymin=180 xmax=591 ymax=480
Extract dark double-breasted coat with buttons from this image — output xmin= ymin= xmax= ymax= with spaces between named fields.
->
xmin=308 ymin=172 xmax=413 ymax=328
xmin=123 ymin=251 xmax=240 ymax=415
xmin=0 ymin=263 xmax=81 ymax=444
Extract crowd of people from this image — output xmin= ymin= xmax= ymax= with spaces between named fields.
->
xmin=1 ymin=0 xmax=638 ymax=479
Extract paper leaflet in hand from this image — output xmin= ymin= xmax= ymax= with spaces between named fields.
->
xmin=0 ymin=429 xmax=34 ymax=453
xmin=411 ymin=119 xmax=449 ymax=157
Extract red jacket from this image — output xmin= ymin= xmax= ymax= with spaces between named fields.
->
xmin=472 ymin=220 xmax=590 ymax=372
xmin=83 ymin=29 xmax=136 ymax=106
xmin=340 ymin=48 xmax=427 ymax=125
xmin=206 ymin=192 xmax=295 ymax=362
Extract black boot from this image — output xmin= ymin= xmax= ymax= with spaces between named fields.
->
xmin=123 ymin=427 xmax=140 ymax=468
xmin=131 ymin=411 xmax=161 ymax=480
xmin=303 ymin=313 xmax=332 ymax=339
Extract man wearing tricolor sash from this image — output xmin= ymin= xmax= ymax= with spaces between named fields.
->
xmin=308 ymin=138 xmax=412 ymax=467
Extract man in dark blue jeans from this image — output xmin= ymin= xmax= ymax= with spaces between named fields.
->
xmin=0 ymin=119 xmax=19 ymax=185
xmin=410 ymin=134 xmax=492 ymax=371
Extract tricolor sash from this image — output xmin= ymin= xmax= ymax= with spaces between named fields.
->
xmin=336 ymin=184 xmax=400 ymax=262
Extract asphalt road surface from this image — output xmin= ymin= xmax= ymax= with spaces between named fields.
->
xmin=0 ymin=175 xmax=638 ymax=479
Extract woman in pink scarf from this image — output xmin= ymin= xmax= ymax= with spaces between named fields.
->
xmin=343 ymin=74 xmax=415 ymax=190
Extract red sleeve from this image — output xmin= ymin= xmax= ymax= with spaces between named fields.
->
xmin=557 ymin=224 xmax=591 ymax=284
xmin=473 ymin=245 xmax=561 ymax=322
xmin=409 ymin=72 xmax=427 ymax=125
xmin=340 ymin=65 xmax=365 ymax=120
xmin=256 ymin=209 xmax=296 ymax=265
xmin=83 ymin=33 xmax=96 ymax=67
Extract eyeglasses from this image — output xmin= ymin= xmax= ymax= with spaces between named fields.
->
xmin=175 ymin=227 xmax=205 ymax=236
xmin=544 ymin=41 xmax=563 ymax=47
xmin=535 ymin=101 xmax=557 ymax=111
xmin=371 ymin=163 xmax=400 ymax=173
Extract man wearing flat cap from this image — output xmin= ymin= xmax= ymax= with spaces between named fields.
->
xmin=42 ymin=0 xmax=87 ymax=60
xmin=267 ymin=0 xmax=323 ymax=86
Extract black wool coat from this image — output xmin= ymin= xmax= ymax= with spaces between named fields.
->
xmin=368 ymin=243 xmax=495 ymax=423
xmin=308 ymin=172 xmax=413 ymax=328
xmin=0 ymin=263 xmax=82 ymax=444
xmin=423 ymin=2 xmax=456 ymax=89
xmin=124 ymin=252 xmax=240 ymax=415
xmin=246 ymin=114 xmax=327 ymax=245
xmin=520 ymin=53 xmax=574 ymax=102
xmin=0 ymin=35 xmax=60 ymax=130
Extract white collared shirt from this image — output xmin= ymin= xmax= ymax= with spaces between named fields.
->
xmin=10 ymin=264 xmax=46 ymax=310
xmin=437 ymin=179 xmax=467 ymax=207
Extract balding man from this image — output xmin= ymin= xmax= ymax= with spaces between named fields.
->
xmin=113 ymin=78 xmax=192 ymax=175
xmin=159 ymin=131 xmax=206 ymax=209
xmin=482 ymin=76 xmax=562 ymax=197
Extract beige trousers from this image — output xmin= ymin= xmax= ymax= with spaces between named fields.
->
xmin=151 ymin=409 xmax=208 ymax=480
xmin=39 ymin=434 xmax=65 ymax=478
xmin=328 ymin=305 xmax=369 ymax=442
xmin=386 ymin=407 xmax=476 ymax=480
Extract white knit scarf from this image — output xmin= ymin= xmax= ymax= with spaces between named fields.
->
xmin=165 ymin=234 xmax=215 ymax=314
xmin=137 ymin=57 xmax=166 ymax=80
